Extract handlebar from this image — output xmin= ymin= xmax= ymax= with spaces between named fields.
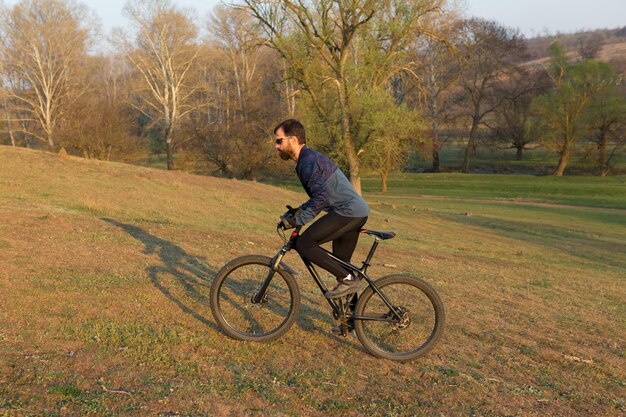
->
xmin=277 ymin=205 xmax=299 ymax=229
xmin=276 ymin=205 xmax=303 ymax=243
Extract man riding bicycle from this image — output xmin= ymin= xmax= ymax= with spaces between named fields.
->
xmin=274 ymin=119 xmax=370 ymax=299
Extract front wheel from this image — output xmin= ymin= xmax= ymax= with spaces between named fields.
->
xmin=210 ymin=255 xmax=301 ymax=342
xmin=354 ymin=274 xmax=445 ymax=361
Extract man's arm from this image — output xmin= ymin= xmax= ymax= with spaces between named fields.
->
xmin=296 ymin=159 xmax=329 ymax=225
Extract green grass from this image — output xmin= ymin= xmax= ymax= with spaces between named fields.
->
xmin=365 ymin=173 xmax=626 ymax=208
xmin=0 ymin=145 xmax=624 ymax=416
xmin=407 ymin=144 xmax=626 ymax=175
xmin=265 ymin=172 xmax=626 ymax=208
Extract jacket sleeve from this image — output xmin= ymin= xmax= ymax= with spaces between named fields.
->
xmin=296 ymin=159 xmax=329 ymax=225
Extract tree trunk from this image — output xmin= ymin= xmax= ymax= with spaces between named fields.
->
xmin=166 ymin=138 xmax=174 ymax=170
xmin=516 ymin=146 xmax=523 ymax=160
xmin=379 ymin=171 xmax=388 ymax=193
xmin=432 ymin=146 xmax=441 ymax=173
xmin=8 ymin=124 xmax=17 ymax=146
xmin=597 ymin=131 xmax=608 ymax=176
xmin=47 ymin=131 xmax=55 ymax=152
xmin=553 ymin=141 xmax=572 ymax=176
xmin=462 ymin=120 xmax=479 ymax=173
xmin=217 ymin=160 xmax=233 ymax=178
xmin=337 ymin=78 xmax=361 ymax=194
xmin=2 ymin=95 xmax=16 ymax=146
xmin=432 ymin=120 xmax=441 ymax=173
xmin=242 ymin=168 xmax=253 ymax=180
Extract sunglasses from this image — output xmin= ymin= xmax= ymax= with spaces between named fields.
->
xmin=275 ymin=136 xmax=291 ymax=145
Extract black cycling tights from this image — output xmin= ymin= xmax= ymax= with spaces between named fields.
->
xmin=295 ymin=212 xmax=368 ymax=281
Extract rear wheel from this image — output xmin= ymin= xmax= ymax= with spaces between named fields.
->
xmin=354 ymin=274 xmax=445 ymax=361
xmin=210 ymin=255 xmax=300 ymax=342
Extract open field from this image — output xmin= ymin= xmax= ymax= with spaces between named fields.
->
xmin=1 ymin=146 xmax=625 ymax=416
xmin=405 ymin=145 xmax=626 ymax=176
xmin=268 ymin=172 xmax=626 ymax=209
xmin=136 ymin=144 xmax=626 ymax=177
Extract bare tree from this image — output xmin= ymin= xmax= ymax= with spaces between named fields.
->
xmin=59 ymin=54 xmax=144 ymax=161
xmin=578 ymin=32 xmax=604 ymax=60
xmin=412 ymin=6 xmax=460 ymax=173
xmin=490 ymin=69 xmax=548 ymax=160
xmin=119 ymin=0 xmax=201 ymax=170
xmin=449 ymin=18 xmax=528 ymax=173
xmin=0 ymin=0 xmax=95 ymax=151
xmin=416 ymin=40 xmax=456 ymax=172
xmin=209 ymin=5 xmax=261 ymax=124
xmin=0 ymin=52 xmax=17 ymax=146
xmin=195 ymin=6 xmax=281 ymax=179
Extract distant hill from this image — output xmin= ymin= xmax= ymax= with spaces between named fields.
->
xmin=524 ymin=26 xmax=626 ymax=74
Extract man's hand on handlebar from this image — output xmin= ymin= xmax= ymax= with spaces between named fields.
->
xmin=279 ymin=215 xmax=297 ymax=230
xmin=278 ymin=205 xmax=300 ymax=230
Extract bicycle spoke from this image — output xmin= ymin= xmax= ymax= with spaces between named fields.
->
xmin=216 ymin=263 xmax=293 ymax=337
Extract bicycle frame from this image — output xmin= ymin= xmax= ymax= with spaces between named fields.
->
xmin=253 ymin=226 xmax=403 ymax=324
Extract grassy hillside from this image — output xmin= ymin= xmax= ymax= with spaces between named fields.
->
xmin=525 ymin=27 xmax=626 ymax=74
xmin=1 ymin=146 xmax=624 ymax=416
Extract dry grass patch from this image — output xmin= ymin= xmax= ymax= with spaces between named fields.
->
xmin=1 ymin=146 xmax=624 ymax=416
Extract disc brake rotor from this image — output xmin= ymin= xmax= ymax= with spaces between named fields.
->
xmin=387 ymin=306 xmax=410 ymax=331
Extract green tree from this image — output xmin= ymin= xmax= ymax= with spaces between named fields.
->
xmin=585 ymin=71 xmax=626 ymax=176
xmin=242 ymin=0 xmax=443 ymax=194
xmin=531 ymin=42 xmax=620 ymax=176
xmin=360 ymin=90 xmax=424 ymax=192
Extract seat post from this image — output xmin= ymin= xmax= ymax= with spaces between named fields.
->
xmin=362 ymin=238 xmax=380 ymax=270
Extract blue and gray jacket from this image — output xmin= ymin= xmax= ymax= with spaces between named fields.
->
xmin=294 ymin=146 xmax=370 ymax=226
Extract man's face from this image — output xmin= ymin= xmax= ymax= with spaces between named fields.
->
xmin=275 ymin=128 xmax=296 ymax=161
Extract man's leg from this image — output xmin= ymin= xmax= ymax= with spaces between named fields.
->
xmin=332 ymin=217 xmax=367 ymax=265
xmin=295 ymin=212 xmax=367 ymax=280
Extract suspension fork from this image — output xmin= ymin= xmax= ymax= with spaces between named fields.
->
xmin=251 ymin=249 xmax=285 ymax=304
xmin=252 ymin=228 xmax=299 ymax=304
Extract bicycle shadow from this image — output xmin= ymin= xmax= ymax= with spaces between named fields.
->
xmin=101 ymin=217 xmax=365 ymax=351
xmin=101 ymin=218 xmax=219 ymax=331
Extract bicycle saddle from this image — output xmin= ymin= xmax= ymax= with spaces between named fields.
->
xmin=360 ymin=229 xmax=396 ymax=240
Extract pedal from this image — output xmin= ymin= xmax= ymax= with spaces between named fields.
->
xmin=330 ymin=325 xmax=346 ymax=337
xmin=331 ymin=322 xmax=354 ymax=337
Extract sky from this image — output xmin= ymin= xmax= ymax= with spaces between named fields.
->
xmin=3 ymin=0 xmax=626 ymax=39
xmin=465 ymin=0 xmax=626 ymax=37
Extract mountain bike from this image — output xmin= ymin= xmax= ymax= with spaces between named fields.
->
xmin=210 ymin=206 xmax=445 ymax=361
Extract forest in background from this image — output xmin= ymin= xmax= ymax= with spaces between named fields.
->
xmin=1 ymin=0 xmax=625 ymax=191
